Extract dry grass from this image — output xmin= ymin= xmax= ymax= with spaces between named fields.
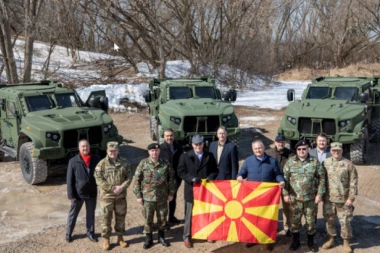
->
xmin=277 ymin=63 xmax=380 ymax=81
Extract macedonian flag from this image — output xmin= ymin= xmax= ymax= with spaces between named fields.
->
xmin=191 ymin=180 xmax=281 ymax=244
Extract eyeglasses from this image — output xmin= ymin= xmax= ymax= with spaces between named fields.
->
xmin=297 ymin=148 xmax=307 ymax=151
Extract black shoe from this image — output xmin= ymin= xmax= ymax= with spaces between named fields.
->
xmin=168 ymin=217 xmax=182 ymax=224
xmin=158 ymin=230 xmax=170 ymax=247
xmin=143 ymin=233 xmax=153 ymax=249
xmin=66 ymin=234 xmax=73 ymax=243
xmin=88 ymin=234 xmax=98 ymax=242
xmin=245 ymin=243 xmax=256 ymax=248
xmin=308 ymin=234 xmax=318 ymax=252
xmin=289 ymin=232 xmax=300 ymax=251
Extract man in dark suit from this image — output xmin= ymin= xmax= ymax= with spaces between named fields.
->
xmin=309 ymin=133 xmax=331 ymax=163
xmin=159 ymin=128 xmax=184 ymax=224
xmin=178 ymin=135 xmax=218 ymax=248
xmin=66 ymin=139 xmax=100 ymax=243
xmin=209 ymin=126 xmax=238 ymax=180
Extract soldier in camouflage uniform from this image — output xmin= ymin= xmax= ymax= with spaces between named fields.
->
xmin=283 ymin=140 xmax=326 ymax=252
xmin=321 ymin=142 xmax=358 ymax=253
xmin=133 ymin=143 xmax=176 ymax=249
xmin=94 ymin=142 xmax=133 ymax=250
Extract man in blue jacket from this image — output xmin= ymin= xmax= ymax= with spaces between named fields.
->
xmin=237 ymin=140 xmax=285 ymax=251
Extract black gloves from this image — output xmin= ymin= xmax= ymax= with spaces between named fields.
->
xmin=192 ymin=177 xmax=201 ymax=183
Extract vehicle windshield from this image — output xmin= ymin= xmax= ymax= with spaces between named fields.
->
xmin=55 ymin=93 xmax=83 ymax=107
xmin=334 ymin=87 xmax=357 ymax=100
xmin=169 ymin=87 xmax=192 ymax=99
xmin=25 ymin=95 xmax=54 ymax=112
xmin=195 ymin=87 xmax=216 ymax=99
xmin=306 ymin=87 xmax=330 ymax=99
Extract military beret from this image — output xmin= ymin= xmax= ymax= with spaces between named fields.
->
xmin=192 ymin=135 xmax=204 ymax=144
xmin=275 ymin=135 xmax=286 ymax=142
xmin=147 ymin=143 xmax=160 ymax=150
xmin=330 ymin=142 xmax=342 ymax=151
xmin=295 ymin=139 xmax=309 ymax=149
xmin=107 ymin=141 xmax=119 ymax=151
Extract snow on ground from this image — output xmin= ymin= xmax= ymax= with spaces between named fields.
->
xmin=4 ymin=40 xmax=310 ymax=110
xmin=239 ymin=116 xmax=279 ymax=127
xmin=234 ymin=81 xmax=309 ymax=109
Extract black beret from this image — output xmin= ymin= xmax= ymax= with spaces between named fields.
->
xmin=295 ymin=139 xmax=309 ymax=149
xmin=147 ymin=143 xmax=160 ymax=150
xmin=275 ymin=135 xmax=286 ymax=141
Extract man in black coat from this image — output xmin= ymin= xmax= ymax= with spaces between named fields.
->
xmin=178 ymin=135 xmax=218 ymax=248
xmin=66 ymin=139 xmax=100 ymax=243
xmin=159 ymin=128 xmax=184 ymax=224
xmin=209 ymin=126 xmax=238 ymax=180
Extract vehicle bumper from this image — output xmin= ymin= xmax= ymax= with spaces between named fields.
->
xmin=34 ymin=134 xmax=124 ymax=159
xmin=278 ymin=128 xmax=363 ymax=144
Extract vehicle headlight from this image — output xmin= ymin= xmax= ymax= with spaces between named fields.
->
xmin=170 ymin=117 xmax=181 ymax=125
xmin=339 ymin=119 xmax=351 ymax=128
xmin=287 ymin=116 xmax=297 ymax=125
xmin=46 ymin=132 xmax=60 ymax=142
xmin=222 ymin=115 xmax=232 ymax=123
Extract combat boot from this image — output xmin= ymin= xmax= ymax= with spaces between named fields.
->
xmin=158 ymin=230 xmax=170 ymax=247
xmin=343 ymin=239 xmax=352 ymax=253
xmin=103 ymin=238 xmax=110 ymax=250
xmin=322 ymin=236 xmax=335 ymax=249
xmin=117 ymin=235 xmax=128 ymax=248
xmin=289 ymin=232 xmax=300 ymax=251
xmin=307 ymin=233 xmax=318 ymax=252
xmin=143 ymin=233 xmax=153 ymax=249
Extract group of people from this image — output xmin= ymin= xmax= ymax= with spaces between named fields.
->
xmin=65 ymin=129 xmax=358 ymax=253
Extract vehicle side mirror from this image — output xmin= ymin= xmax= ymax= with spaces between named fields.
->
xmin=360 ymin=93 xmax=369 ymax=103
xmin=222 ymin=89 xmax=237 ymax=102
xmin=143 ymin=91 xmax=151 ymax=103
xmin=287 ymin=89 xmax=295 ymax=102
xmin=100 ymin=96 xmax=109 ymax=112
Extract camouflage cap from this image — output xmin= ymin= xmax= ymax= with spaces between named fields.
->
xmin=295 ymin=139 xmax=309 ymax=149
xmin=147 ymin=143 xmax=160 ymax=150
xmin=107 ymin=141 xmax=119 ymax=151
xmin=330 ymin=142 xmax=343 ymax=151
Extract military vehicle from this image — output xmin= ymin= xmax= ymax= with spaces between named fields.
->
xmin=0 ymin=80 xmax=123 ymax=184
xmin=278 ymin=76 xmax=380 ymax=164
xmin=144 ymin=77 xmax=240 ymax=147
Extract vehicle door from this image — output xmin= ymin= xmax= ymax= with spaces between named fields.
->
xmin=0 ymin=98 xmax=21 ymax=147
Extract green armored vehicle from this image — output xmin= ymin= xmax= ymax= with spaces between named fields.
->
xmin=144 ymin=77 xmax=240 ymax=147
xmin=0 ymin=80 xmax=123 ymax=184
xmin=278 ymin=76 xmax=380 ymax=164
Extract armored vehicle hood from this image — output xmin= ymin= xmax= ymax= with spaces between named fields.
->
xmin=22 ymin=107 xmax=111 ymax=130
xmin=286 ymin=99 xmax=365 ymax=119
xmin=161 ymin=98 xmax=234 ymax=115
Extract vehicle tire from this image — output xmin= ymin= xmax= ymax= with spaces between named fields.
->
xmin=350 ymin=128 xmax=369 ymax=165
xmin=158 ymin=124 xmax=164 ymax=144
xmin=230 ymin=136 xmax=239 ymax=148
xmin=371 ymin=118 xmax=380 ymax=143
xmin=19 ymin=142 xmax=48 ymax=184
xmin=0 ymin=151 xmax=4 ymax=161
xmin=150 ymin=116 xmax=158 ymax=141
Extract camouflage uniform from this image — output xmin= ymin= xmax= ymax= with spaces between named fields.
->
xmin=322 ymin=156 xmax=358 ymax=239
xmin=133 ymin=157 xmax=176 ymax=234
xmin=95 ymin=156 xmax=133 ymax=238
xmin=283 ymin=155 xmax=326 ymax=235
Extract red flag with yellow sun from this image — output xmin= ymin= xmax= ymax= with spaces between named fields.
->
xmin=191 ymin=180 xmax=281 ymax=244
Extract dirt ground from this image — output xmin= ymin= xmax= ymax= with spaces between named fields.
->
xmin=0 ymin=106 xmax=380 ymax=253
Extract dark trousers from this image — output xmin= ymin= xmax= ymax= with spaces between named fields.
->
xmin=66 ymin=197 xmax=97 ymax=236
xmin=168 ymin=180 xmax=182 ymax=220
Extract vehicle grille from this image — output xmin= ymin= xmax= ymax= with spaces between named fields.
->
xmin=63 ymin=126 xmax=103 ymax=149
xmin=298 ymin=118 xmax=336 ymax=135
xmin=183 ymin=116 xmax=220 ymax=133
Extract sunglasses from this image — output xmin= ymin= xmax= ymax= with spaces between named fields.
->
xmin=297 ymin=148 xmax=307 ymax=151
